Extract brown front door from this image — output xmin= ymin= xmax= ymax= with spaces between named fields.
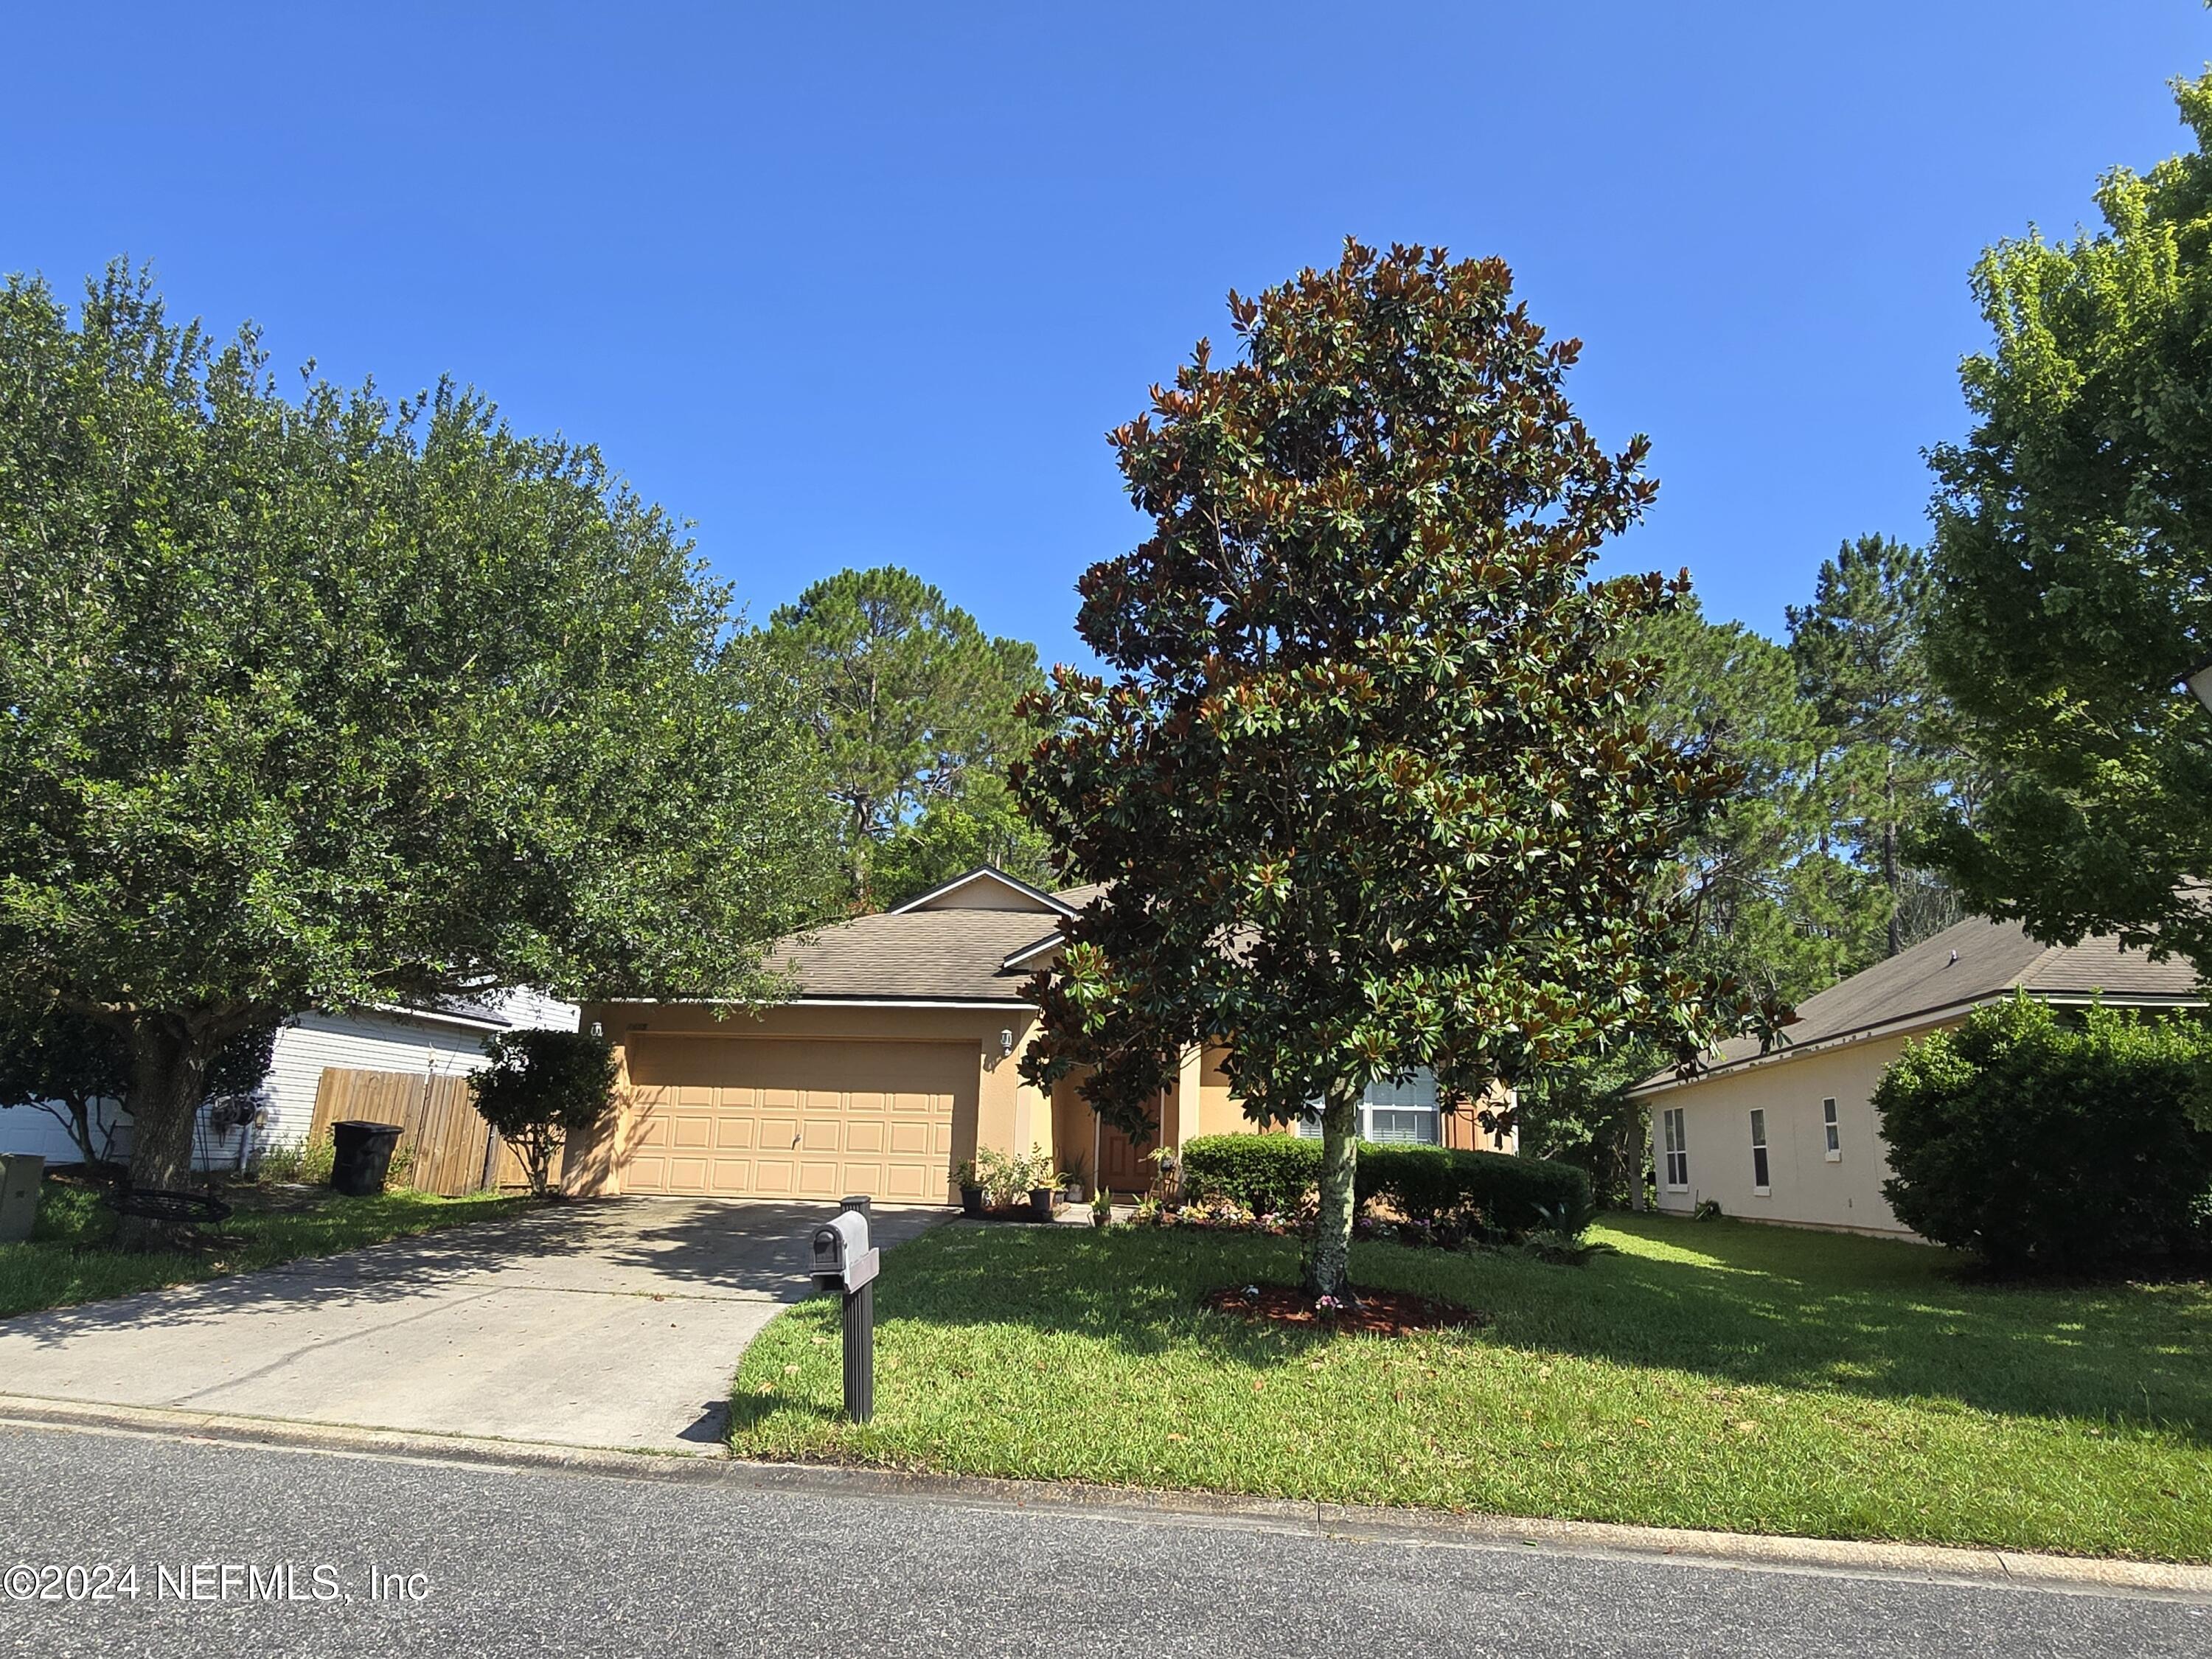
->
xmin=1094 ymin=1100 xmax=1161 ymax=1196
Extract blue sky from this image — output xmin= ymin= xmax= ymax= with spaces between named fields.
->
xmin=4 ymin=4 xmax=2207 ymax=665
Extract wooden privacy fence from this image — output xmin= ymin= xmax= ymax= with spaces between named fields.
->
xmin=306 ymin=1067 xmax=533 ymax=1195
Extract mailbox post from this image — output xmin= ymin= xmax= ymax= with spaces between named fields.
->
xmin=808 ymin=1197 xmax=881 ymax=1423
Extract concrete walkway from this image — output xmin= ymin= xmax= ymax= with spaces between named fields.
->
xmin=0 ymin=1197 xmax=947 ymax=1453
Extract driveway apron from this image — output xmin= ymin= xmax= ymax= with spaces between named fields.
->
xmin=0 ymin=1198 xmax=947 ymax=1452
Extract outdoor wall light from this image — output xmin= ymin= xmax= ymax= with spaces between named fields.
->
xmin=999 ymin=1029 xmax=1015 ymax=1055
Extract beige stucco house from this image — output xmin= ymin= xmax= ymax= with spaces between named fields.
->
xmin=563 ymin=866 xmax=1505 ymax=1203
xmin=1625 ymin=914 xmax=2204 ymax=1238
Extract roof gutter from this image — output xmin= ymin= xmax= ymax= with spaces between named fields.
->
xmin=360 ymin=1001 xmax=512 ymax=1032
xmin=1623 ymin=986 xmax=2208 ymax=1099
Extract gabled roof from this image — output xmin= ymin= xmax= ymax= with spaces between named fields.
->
xmin=1628 ymin=914 xmax=2205 ymax=1096
xmin=886 ymin=866 xmax=1071 ymax=916
xmin=994 ymin=880 xmax=1110 ymax=970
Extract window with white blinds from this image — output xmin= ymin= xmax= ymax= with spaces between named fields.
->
xmin=1295 ymin=1070 xmax=1443 ymax=1144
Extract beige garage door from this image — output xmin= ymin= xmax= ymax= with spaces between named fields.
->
xmin=620 ymin=1037 xmax=971 ymax=1201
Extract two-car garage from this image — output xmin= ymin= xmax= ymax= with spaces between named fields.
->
xmin=616 ymin=1036 xmax=975 ymax=1203
xmin=566 ymin=873 xmax=1074 ymax=1205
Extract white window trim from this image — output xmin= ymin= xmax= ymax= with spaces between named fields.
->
xmin=1749 ymin=1108 xmax=1771 ymax=1196
xmin=1821 ymin=1096 xmax=1843 ymax=1162
xmin=1295 ymin=1072 xmax=1443 ymax=1146
xmin=1660 ymin=1107 xmax=1689 ymax=1191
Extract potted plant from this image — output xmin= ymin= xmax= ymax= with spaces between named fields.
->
xmin=1020 ymin=1145 xmax=1057 ymax=1222
xmin=953 ymin=1160 xmax=984 ymax=1217
xmin=976 ymin=1147 xmax=1021 ymax=1214
xmin=1058 ymin=1153 xmax=1088 ymax=1206
xmin=1091 ymin=1188 xmax=1113 ymax=1228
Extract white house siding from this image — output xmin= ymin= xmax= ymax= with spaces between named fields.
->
xmin=0 ymin=1099 xmax=131 ymax=1166
xmin=0 ymin=992 xmax=578 ymax=1168
xmin=1644 ymin=1032 xmax=1920 ymax=1239
xmin=257 ymin=1010 xmax=501 ymax=1152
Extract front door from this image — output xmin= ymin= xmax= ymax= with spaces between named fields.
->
xmin=1093 ymin=1097 xmax=1166 ymax=1197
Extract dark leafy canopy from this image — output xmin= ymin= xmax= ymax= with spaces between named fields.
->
xmin=765 ymin=566 xmax=1050 ymax=907
xmin=0 ymin=264 xmax=832 ymax=1200
xmin=0 ymin=1011 xmax=276 ymax=1167
xmin=1013 ymin=240 xmax=1780 ymax=1293
xmin=1875 ymin=998 xmax=2212 ymax=1270
xmin=1921 ymin=74 xmax=2212 ymax=970
xmin=1625 ymin=598 xmax=1868 ymax=1001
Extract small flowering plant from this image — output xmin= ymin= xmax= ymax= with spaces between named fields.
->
xmin=1313 ymin=1293 xmax=1344 ymax=1317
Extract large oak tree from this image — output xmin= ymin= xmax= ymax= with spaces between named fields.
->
xmin=1921 ymin=74 xmax=2212 ymax=972
xmin=1012 ymin=242 xmax=1775 ymax=1296
xmin=0 ymin=265 xmax=832 ymax=1229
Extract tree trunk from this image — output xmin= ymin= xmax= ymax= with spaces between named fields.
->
xmin=1301 ymin=1088 xmax=1360 ymax=1300
xmin=1882 ymin=821 xmax=1902 ymax=958
xmin=118 ymin=1020 xmax=214 ymax=1251
xmin=1882 ymin=748 xmax=1903 ymax=958
xmin=1629 ymin=1107 xmax=1649 ymax=1213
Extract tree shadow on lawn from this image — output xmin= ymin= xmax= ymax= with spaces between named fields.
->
xmin=797 ymin=1217 xmax=2212 ymax=1441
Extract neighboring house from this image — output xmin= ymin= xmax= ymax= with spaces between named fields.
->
xmin=566 ymin=865 xmax=1512 ymax=1204
xmin=0 ymin=990 xmax=577 ymax=1169
xmin=1624 ymin=915 xmax=2204 ymax=1238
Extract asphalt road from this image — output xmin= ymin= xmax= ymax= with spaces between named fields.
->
xmin=0 ymin=1424 xmax=2202 ymax=1659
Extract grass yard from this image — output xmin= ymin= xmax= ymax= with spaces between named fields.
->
xmin=0 ymin=1175 xmax=531 ymax=1320
xmin=730 ymin=1215 xmax=2212 ymax=1560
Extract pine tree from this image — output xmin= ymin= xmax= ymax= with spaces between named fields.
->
xmin=1786 ymin=536 xmax=1975 ymax=960
xmin=764 ymin=567 xmax=1049 ymax=907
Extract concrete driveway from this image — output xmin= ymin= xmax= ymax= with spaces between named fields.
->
xmin=0 ymin=1197 xmax=947 ymax=1453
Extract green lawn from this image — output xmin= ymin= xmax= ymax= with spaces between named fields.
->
xmin=729 ymin=1215 xmax=2212 ymax=1560
xmin=0 ymin=1176 xmax=531 ymax=1320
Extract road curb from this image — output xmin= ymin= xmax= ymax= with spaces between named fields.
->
xmin=2 ymin=1392 xmax=2205 ymax=1602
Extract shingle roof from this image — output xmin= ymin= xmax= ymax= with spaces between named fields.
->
xmin=765 ymin=908 xmax=1053 ymax=1003
xmin=886 ymin=866 xmax=1071 ymax=914
xmin=1631 ymin=914 xmax=2205 ymax=1093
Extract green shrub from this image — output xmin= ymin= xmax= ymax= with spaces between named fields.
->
xmin=469 ymin=1030 xmax=618 ymax=1198
xmin=1357 ymin=1141 xmax=1593 ymax=1233
xmin=1180 ymin=1135 xmax=1318 ymax=1215
xmin=1876 ymin=998 xmax=2212 ymax=1270
xmin=1180 ymin=1132 xmax=1592 ymax=1236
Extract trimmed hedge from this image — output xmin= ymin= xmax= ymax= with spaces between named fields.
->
xmin=1180 ymin=1134 xmax=1318 ymax=1217
xmin=1179 ymin=1133 xmax=1593 ymax=1235
xmin=1357 ymin=1142 xmax=1591 ymax=1232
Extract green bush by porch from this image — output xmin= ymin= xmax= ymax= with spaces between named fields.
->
xmin=730 ymin=1216 xmax=2212 ymax=1561
xmin=1179 ymin=1135 xmax=1591 ymax=1231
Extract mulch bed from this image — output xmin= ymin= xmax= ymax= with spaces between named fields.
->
xmin=1202 ymin=1282 xmax=1488 ymax=1337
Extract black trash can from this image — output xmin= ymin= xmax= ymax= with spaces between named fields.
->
xmin=330 ymin=1120 xmax=403 ymax=1197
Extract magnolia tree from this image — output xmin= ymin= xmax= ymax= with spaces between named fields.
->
xmin=0 ymin=266 xmax=831 ymax=1240
xmin=1012 ymin=242 xmax=1777 ymax=1297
